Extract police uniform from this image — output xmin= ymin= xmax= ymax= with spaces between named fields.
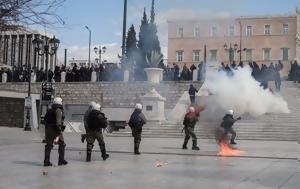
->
xmin=81 ymin=102 xmax=96 ymax=143
xmin=86 ymin=105 xmax=109 ymax=162
xmin=182 ymin=108 xmax=200 ymax=150
xmin=128 ymin=104 xmax=146 ymax=155
xmin=44 ymin=98 xmax=68 ymax=167
xmin=221 ymin=111 xmax=240 ymax=145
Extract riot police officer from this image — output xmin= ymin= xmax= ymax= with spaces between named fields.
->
xmin=128 ymin=103 xmax=147 ymax=155
xmin=221 ymin=110 xmax=241 ymax=145
xmin=81 ymin=101 xmax=96 ymax=143
xmin=182 ymin=106 xmax=200 ymax=150
xmin=43 ymin=97 xmax=68 ymax=166
xmin=86 ymin=103 xmax=109 ymax=162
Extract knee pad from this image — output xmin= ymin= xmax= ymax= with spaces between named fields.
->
xmin=87 ymin=143 xmax=94 ymax=150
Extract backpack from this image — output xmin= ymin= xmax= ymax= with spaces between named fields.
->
xmin=128 ymin=112 xmax=142 ymax=127
xmin=98 ymin=112 xmax=108 ymax=128
xmin=87 ymin=110 xmax=108 ymax=130
xmin=44 ymin=109 xmax=56 ymax=126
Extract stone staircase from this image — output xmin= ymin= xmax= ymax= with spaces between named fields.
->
xmin=108 ymin=81 xmax=299 ymax=141
xmin=1 ymin=81 xmax=299 ymax=141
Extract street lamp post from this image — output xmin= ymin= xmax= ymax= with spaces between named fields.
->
xmin=224 ymin=43 xmax=238 ymax=66
xmin=24 ymin=62 xmax=32 ymax=131
xmin=32 ymin=36 xmax=60 ymax=82
xmin=122 ymin=0 xmax=127 ymax=58
xmin=239 ymin=21 xmax=242 ymax=63
xmin=85 ymin=26 xmax=92 ymax=66
xmin=94 ymin=46 xmax=107 ymax=64
xmin=24 ymin=34 xmax=33 ymax=131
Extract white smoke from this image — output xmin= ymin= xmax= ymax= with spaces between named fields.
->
xmin=200 ymin=66 xmax=290 ymax=117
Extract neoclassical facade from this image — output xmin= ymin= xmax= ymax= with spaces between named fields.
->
xmin=0 ymin=29 xmax=57 ymax=70
xmin=168 ymin=8 xmax=300 ymax=75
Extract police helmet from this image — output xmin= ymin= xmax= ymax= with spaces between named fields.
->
xmin=89 ymin=101 xmax=96 ymax=108
xmin=53 ymin=97 xmax=62 ymax=105
xmin=228 ymin=109 xmax=234 ymax=115
xmin=189 ymin=106 xmax=195 ymax=113
xmin=93 ymin=103 xmax=101 ymax=111
xmin=135 ymin=103 xmax=143 ymax=110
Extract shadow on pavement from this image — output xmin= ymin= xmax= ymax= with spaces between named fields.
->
xmin=13 ymin=161 xmax=43 ymax=167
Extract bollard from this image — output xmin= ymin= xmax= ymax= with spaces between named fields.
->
xmin=61 ymin=72 xmax=66 ymax=83
xmin=2 ymin=72 xmax=7 ymax=83
xmin=193 ymin=69 xmax=198 ymax=81
xmin=31 ymin=72 xmax=36 ymax=83
xmin=91 ymin=71 xmax=97 ymax=82
xmin=124 ymin=70 xmax=129 ymax=82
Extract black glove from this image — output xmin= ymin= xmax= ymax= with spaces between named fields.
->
xmin=236 ymin=117 xmax=242 ymax=120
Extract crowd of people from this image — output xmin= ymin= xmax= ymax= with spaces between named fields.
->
xmin=218 ymin=60 xmax=284 ymax=91
xmin=288 ymin=60 xmax=300 ymax=83
xmin=1 ymin=60 xmax=299 ymax=86
xmin=161 ymin=63 xmax=204 ymax=81
xmin=0 ymin=63 xmax=123 ymax=83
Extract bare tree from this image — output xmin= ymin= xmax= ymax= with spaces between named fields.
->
xmin=0 ymin=0 xmax=65 ymax=30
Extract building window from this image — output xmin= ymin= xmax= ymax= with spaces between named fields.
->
xmin=193 ymin=50 xmax=200 ymax=62
xmin=264 ymin=25 xmax=271 ymax=35
xmin=194 ymin=27 xmax=200 ymax=37
xmin=246 ymin=26 xmax=252 ymax=36
xmin=211 ymin=26 xmax=217 ymax=37
xmin=246 ymin=49 xmax=253 ymax=61
xmin=177 ymin=27 xmax=183 ymax=38
xmin=210 ymin=50 xmax=217 ymax=62
xmin=282 ymin=48 xmax=289 ymax=61
xmin=283 ymin=24 xmax=289 ymax=35
xmin=176 ymin=50 xmax=184 ymax=62
xmin=263 ymin=48 xmax=271 ymax=61
xmin=229 ymin=25 xmax=234 ymax=37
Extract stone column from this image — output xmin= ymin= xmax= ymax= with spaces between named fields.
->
xmin=18 ymin=35 xmax=25 ymax=69
xmin=11 ymin=35 xmax=17 ymax=67
xmin=3 ymin=35 xmax=9 ymax=66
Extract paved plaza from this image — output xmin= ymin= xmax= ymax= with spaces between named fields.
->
xmin=0 ymin=127 xmax=298 ymax=189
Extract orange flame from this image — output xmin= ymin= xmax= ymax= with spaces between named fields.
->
xmin=218 ymin=142 xmax=244 ymax=156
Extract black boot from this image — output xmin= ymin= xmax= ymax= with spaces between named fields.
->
xmin=230 ymin=139 xmax=237 ymax=145
xmin=44 ymin=148 xmax=53 ymax=167
xmin=58 ymin=144 xmax=68 ymax=166
xmin=134 ymin=143 xmax=140 ymax=155
xmin=101 ymin=150 xmax=109 ymax=160
xmin=182 ymin=140 xmax=188 ymax=149
xmin=100 ymin=145 xmax=109 ymax=160
xmin=192 ymin=140 xmax=200 ymax=151
xmin=86 ymin=149 xmax=91 ymax=162
xmin=81 ymin=134 xmax=86 ymax=143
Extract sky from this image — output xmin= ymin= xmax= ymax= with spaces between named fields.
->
xmin=47 ymin=0 xmax=300 ymax=64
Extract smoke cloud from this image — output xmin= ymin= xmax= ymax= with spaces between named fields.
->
xmin=198 ymin=66 xmax=290 ymax=117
